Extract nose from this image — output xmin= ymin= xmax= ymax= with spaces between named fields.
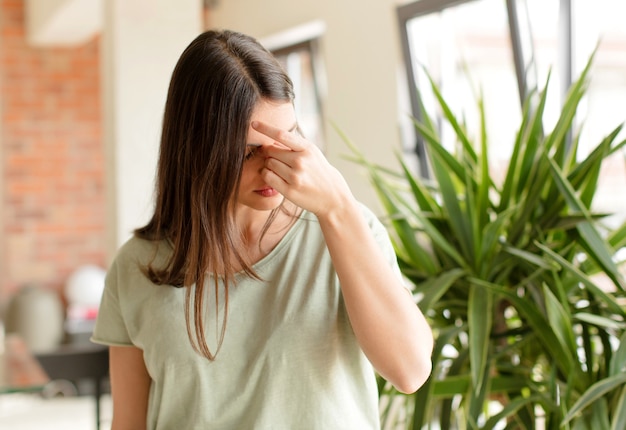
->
xmin=251 ymin=144 xmax=271 ymax=163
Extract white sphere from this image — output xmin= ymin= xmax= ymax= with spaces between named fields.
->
xmin=65 ymin=264 xmax=106 ymax=306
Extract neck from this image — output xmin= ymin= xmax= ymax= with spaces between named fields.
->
xmin=235 ymin=208 xmax=276 ymax=246
xmin=233 ymin=203 xmax=300 ymax=265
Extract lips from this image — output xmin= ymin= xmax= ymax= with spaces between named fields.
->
xmin=254 ymin=186 xmax=278 ymax=197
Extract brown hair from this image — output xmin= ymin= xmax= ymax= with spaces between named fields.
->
xmin=135 ymin=30 xmax=295 ymax=359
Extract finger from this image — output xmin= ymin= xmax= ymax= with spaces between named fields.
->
xmin=261 ymin=166 xmax=288 ymax=192
xmin=264 ymin=156 xmax=294 ymax=184
xmin=262 ymin=145 xmax=299 ymax=166
xmin=251 ymin=121 xmax=306 ymax=152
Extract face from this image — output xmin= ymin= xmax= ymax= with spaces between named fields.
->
xmin=236 ymin=99 xmax=297 ymax=212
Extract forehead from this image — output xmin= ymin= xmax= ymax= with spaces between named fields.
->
xmin=247 ymin=100 xmax=296 ymax=143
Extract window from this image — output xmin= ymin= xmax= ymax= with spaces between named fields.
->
xmin=262 ymin=21 xmax=327 ymax=151
xmin=398 ymin=0 xmax=626 ymax=225
xmin=571 ymin=0 xmax=626 ymax=227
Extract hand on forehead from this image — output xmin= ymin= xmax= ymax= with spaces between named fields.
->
xmin=251 ymin=121 xmax=304 ymax=152
xmin=247 ymin=100 xmax=299 ymax=150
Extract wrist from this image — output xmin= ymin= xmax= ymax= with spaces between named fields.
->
xmin=316 ymin=196 xmax=361 ymax=229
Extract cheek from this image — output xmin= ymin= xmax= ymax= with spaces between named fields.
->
xmin=239 ymin=161 xmax=260 ymax=185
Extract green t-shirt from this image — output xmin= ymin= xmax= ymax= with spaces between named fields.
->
xmin=92 ymin=206 xmax=402 ymax=429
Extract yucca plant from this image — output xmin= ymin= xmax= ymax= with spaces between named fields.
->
xmin=344 ymin=53 xmax=626 ymax=429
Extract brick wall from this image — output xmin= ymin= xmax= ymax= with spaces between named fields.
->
xmin=1 ymin=0 xmax=105 ymax=303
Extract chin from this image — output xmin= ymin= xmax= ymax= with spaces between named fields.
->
xmin=241 ymin=195 xmax=285 ymax=212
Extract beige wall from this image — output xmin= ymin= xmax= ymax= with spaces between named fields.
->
xmin=102 ymin=0 xmax=203 ymax=255
xmin=0 ymin=6 xmax=4 ymax=297
xmin=210 ymin=0 xmax=409 ymax=212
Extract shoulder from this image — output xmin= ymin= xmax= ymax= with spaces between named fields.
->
xmin=355 ymin=201 xmax=389 ymax=237
xmin=357 ymin=201 xmax=382 ymax=224
xmin=355 ymin=202 xmax=397 ymax=258
xmin=108 ymin=236 xmax=171 ymax=282
xmin=116 ymin=236 xmax=170 ymax=264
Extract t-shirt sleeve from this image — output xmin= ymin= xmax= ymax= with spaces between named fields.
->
xmin=361 ymin=203 xmax=406 ymax=284
xmin=91 ymin=256 xmax=134 ymax=347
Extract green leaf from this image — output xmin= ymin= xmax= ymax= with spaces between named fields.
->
xmin=589 ymin=399 xmax=611 ymax=430
xmin=397 ymin=191 xmax=471 ymax=271
xmin=514 ymin=81 xmax=549 ymax=200
xmin=610 ymin=332 xmax=626 ymax=377
xmin=477 ymin=92 xmax=491 ymax=231
xmin=483 ymin=395 xmax=545 ymax=429
xmin=562 ymin=373 xmax=626 ymax=426
xmin=428 ymin=146 xmax=474 ymax=260
xmin=545 ymin=50 xmax=595 ymax=160
xmin=535 ymin=242 xmax=626 ymax=318
xmin=498 ymin=85 xmax=544 ymax=212
xmin=574 ymin=312 xmax=626 ymax=331
xmin=378 ymin=194 xmax=438 ymax=274
xmin=546 ymin=156 xmax=624 ymax=290
xmin=611 ymin=386 xmax=626 ymax=430
xmin=398 ymin=154 xmax=440 ymax=213
xmin=412 ymin=324 xmax=467 ymax=428
xmin=424 ymin=68 xmax=478 ymax=165
xmin=543 ymin=284 xmax=578 ymax=360
xmin=414 ymin=268 xmax=466 ymax=311
xmin=340 ymin=127 xmax=440 ymax=275
xmin=468 ymin=277 xmax=576 ymax=377
xmin=502 ymin=244 xmax=560 ymax=270
xmin=608 ymin=220 xmax=626 ymax=251
xmin=341 ymin=48 xmax=626 ymax=429
xmin=432 ymin=374 xmax=532 ymax=398
xmin=468 ymin=285 xmax=492 ymax=393
xmin=479 ymin=207 xmax=516 ymax=277
xmin=570 ymin=125 xmax=624 ymax=207
xmin=412 ymin=118 xmax=471 ymax=185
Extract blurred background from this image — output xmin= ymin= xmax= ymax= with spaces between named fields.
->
xmin=0 ymin=0 xmax=625 ymax=428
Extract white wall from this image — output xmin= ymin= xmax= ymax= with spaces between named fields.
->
xmin=0 ymin=6 xmax=4 ymax=295
xmin=102 ymin=0 xmax=203 ymax=256
xmin=25 ymin=0 xmax=101 ymax=46
xmin=209 ymin=0 xmax=409 ymax=212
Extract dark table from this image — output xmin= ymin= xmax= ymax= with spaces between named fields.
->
xmin=34 ymin=341 xmax=109 ymax=430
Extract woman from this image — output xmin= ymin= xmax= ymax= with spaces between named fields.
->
xmin=92 ymin=29 xmax=433 ymax=429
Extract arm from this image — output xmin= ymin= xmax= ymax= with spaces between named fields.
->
xmin=317 ymin=200 xmax=433 ymax=393
xmin=109 ymin=346 xmax=151 ymax=429
xmin=255 ymin=121 xmax=433 ymax=393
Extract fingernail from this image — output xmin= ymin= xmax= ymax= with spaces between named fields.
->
xmin=251 ymin=121 xmax=259 ymax=128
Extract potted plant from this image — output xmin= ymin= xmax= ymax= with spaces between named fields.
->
xmin=344 ymin=53 xmax=626 ymax=429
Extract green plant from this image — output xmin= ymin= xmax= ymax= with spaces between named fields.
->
xmin=344 ymin=53 xmax=626 ymax=429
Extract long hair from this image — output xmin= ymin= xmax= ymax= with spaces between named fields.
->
xmin=135 ymin=30 xmax=295 ymax=360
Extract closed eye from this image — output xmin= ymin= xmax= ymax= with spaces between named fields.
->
xmin=244 ymin=123 xmax=300 ymax=160
xmin=244 ymin=144 xmax=261 ymax=161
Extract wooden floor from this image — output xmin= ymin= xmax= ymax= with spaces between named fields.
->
xmin=0 ymin=393 xmax=111 ymax=430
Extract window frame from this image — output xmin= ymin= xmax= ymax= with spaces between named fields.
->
xmin=261 ymin=21 xmax=327 ymax=151
xmin=396 ymin=0 xmax=574 ymax=176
